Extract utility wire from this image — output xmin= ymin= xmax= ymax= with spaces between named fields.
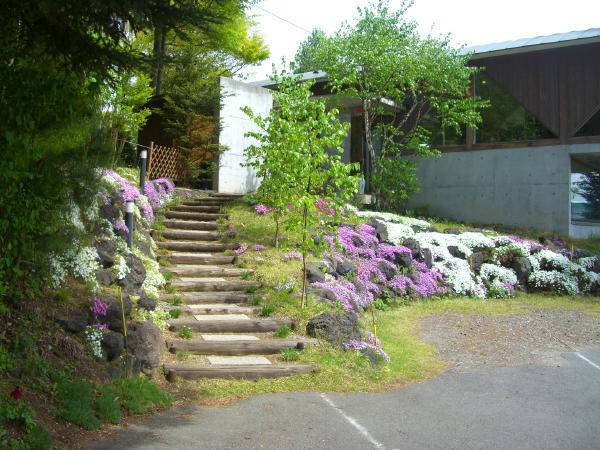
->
xmin=255 ymin=5 xmax=311 ymax=34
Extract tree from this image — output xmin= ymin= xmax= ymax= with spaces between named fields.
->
xmin=579 ymin=172 xmax=600 ymax=220
xmin=244 ymin=70 xmax=359 ymax=307
xmin=317 ymin=0 xmax=486 ymax=210
xmin=293 ymin=29 xmax=328 ymax=73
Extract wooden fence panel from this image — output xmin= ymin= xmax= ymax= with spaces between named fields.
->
xmin=147 ymin=145 xmax=186 ymax=182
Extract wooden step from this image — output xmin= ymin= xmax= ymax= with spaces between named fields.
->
xmin=157 ymin=241 xmax=236 ymax=252
xmin=168 ymin=318 xmax=295 ymax=332
xmin=165 ymin=364 xmax=317 ymax=381
xmin=167 ymin=338 xmax=318 ymax=355
xmin=155 ymin=229 xmax=221 ymax=241
xmin=165 ymin=211 xmax=228 ymax=221
xmin=166 ymin=252 xmax=234 ymax=265
xmin=162 ymin=220 xmax=219 ymax=231
xmin=162 ymin=265 xmax=252 ymax=278
xmin=170 ymin=278 xmax=260 ymax=292
xmin=182 ymin=304 xmax=258 ymax=315
xmin=171 ymin=205 xmax=222 ymax=213
xmin=210 ymin=193 xmax=243 ymax=199
xmin=182 ymin=200 xmax=227 ymax=207
xmin=161 ymin=291 xmax=252 ymax=304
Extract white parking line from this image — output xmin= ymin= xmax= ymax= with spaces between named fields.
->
xmin=320 ymin=393 xmax=386 ymax=449
xmin=576 ymin=352 xmax=600 ymax=371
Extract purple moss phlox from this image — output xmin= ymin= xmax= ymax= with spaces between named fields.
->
xmin=90 ymin=298 xmax=108 ymax=318
xmin=254 ymin=204 xmax=271 ymax=215
xmin=253 ymin=244 xmax=267 ymax=252
xmin=234 ymin=243 xmax=249 ymax=255
xmin=282 ymin=251 xmax=302 ymax=261
xmin=344 ymin=332 xmax=390 ymax=363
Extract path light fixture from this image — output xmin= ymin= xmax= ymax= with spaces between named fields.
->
xmin=125 ymin=200 xmax=135 ymax=250
xmin=139 ymin=148 xmax=147 ymax=191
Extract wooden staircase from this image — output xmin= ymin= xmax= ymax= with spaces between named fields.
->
xmin=160 ymin=194 xmax=317 ymax=381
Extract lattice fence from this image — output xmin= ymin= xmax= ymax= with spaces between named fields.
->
xmin=147 ymin=145 xmax=186 ymax=182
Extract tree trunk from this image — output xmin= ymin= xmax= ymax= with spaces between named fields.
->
xmin=151 ymin=26 xmax=167 ymax=96
xmin=300 ymin=201 xmax=309 ymax=309
xmin=362 ymin=98 xmax=376 ymax=193
xmin=274 ymin=214 xmax=280 ymax=248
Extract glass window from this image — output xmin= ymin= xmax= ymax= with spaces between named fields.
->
xmin=576 ymin=108 xmax=600 ymax=137
xmin=474 ymin=73 xmax=555 ymax=144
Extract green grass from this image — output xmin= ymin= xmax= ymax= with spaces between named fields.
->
xmin=168 ymin=296 xmax=183 ymax=306
xmin=113 ymin=378 xmax=172 ymax=414
xmin=169 ymin=309 xmax=182 ymax=319
xmin=56 ymin=379 xmax=102 ymax=430
xmin=178 ymin=326 xmax=195 ymax=339
xmin=163 ymin=272 xmax=176 ymax=282
xmin=280 ymin=348 xmax=300 ymax=361
xmin=259 ymin=304 xmax=276 ymax=317
xmin=164 ymin=284 xmax=178 ymax=294
xmin=95 ymin=386 xmax=121 ymax=424
xmin=274 ymin=325 xmax=292 ymax=338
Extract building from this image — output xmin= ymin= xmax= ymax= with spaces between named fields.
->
xmin=216 ymin=29 xmax=600 ymax=238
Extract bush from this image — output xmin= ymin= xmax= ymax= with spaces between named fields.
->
xmin=56 ymin=379 xmax=101 ymax=430
xmin=178 ymin=326 xmax=195 ymax=339
xmin=113 ymin=378 xmax=172 ymax=414
xmin=275 ymin=325 xmax=291 ymax=338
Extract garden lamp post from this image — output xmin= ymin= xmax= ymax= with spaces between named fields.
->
xmin=139 ymin=149 xmax=147 ymax=191
xmin=125 ymin=200 xmax=134 ymax=250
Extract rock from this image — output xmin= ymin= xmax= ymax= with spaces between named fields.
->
xmin=102 ymin=330 xmax=124 ymax=361
xmin=591 ymin=256 xmax=600 ymax=274
xmin=377 ymin=260 xmax=397 ymax=280
xmin=105 ymin=295 xmax=132 ymax=333
xmin=106 ymin=355 xmax=141 ymax=380
xmin=395 ymin=252 xmax=413 ymax=268
xmin=137 ymin=293 xmax=157 ymax=311
xmin=308 ymin=286 xmax=338 ymax=303
xmin=306 ymin=312 xmax=361 ymax=345
xmin=336 ymin=258 xmax=357 ymax=277
xmin=118 ymin=253 xmax=146 ymax=293
xmin=96 ymin=268 xmax=115 ymax=287
xmin=421 ymin=248 xmax=433 ymax=268
xmin=403 ymin=238 xmax=421 ymax=255
xmin=94 ymin=239 xmax=117 ymax=268
xmin=55 ymin=312 xmax=88 ymax=333
xmin=306 ymin=262 xmax=325 ymax=283
xmin=126 ymin=321 xmax=163 ymax=376
xmin=53 ymin=335 xmax=86 ymax=360
xmin=511 ymin=257 xmax=532 ymax=285
xmin=134 ymin=229 xmax=155 ymax=258
xmin=470 ymin=251 xmax=488 ymax=273
xmin=359 ymin=348 xmax=381 ymax=368
xmin=370 ymin=219 xmax=389 ymax=243
xmin=425 ymin=226 xmax=438 ymax=232
xmin=443 ymin=228 xmax=462 ymax=235
xmin=99 ymin=203 xmax=121 ymax=223
xmin=448 ymin=245 xmax=468 ymax=259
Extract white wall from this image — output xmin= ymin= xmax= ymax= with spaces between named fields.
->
xmin=217 ymin=77 xmax=273 ymax=194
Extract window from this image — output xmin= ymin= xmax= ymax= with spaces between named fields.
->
xmin=576 ymin=108 xmax=600 ymax=137
xmin=474 ymin=73 xmax=555 ymax=144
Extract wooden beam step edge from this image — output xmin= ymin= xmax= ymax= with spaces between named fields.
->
xmin=165 ymin=364 xmax=318 ymax=381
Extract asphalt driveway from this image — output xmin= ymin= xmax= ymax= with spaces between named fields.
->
xmin=91 ymin=347 xmax=600 ymax=450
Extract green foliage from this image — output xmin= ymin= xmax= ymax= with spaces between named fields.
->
xmin=240 ymin=271 xmax=253 ymax=280
xmin=113 ymin=378 xmax=172 ymax=414
xmin=274 ymin=325 xmax=292 ymax=338
xmin=95 ymin=386 xmax=121 ymax=424
xmin=178 ymin=326 xmax=195 ymax=339
xmin=243 ymin=69 xmax=359 ymax=305
xmin=164 ymin=284 xmax=178 ymax=294
xmin=293 ymin=29 xmax=328 ymax=73
xmin=280 ymin=348 xmax=301 ymax=361
xmin=56 ymin=379 xmax=102 ymax=430
xmin=169 ymin=309 xmax=182 ymax=319
xmin=169 ymin=296 xmax=183 ymax=306
xmin=316 ymin=0 xmax=486 ymax=209
xmin=163 ymin=272 xmax=176 ymax=282
xmin=578 ymin=172 xmax=600 ymax=220
xmin=0 ymin=346 xmax=13 ymax=374
xmin=54 ymin=288 xmax=72 ymax=303
xmin=0 ymin=396 xmax=52 ymax=450
xmin=177 ymin=351 xmax=191 ymax=361
xmin=259 ymin=304 xmax=276 ymax=317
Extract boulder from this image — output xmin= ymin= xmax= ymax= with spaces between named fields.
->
xmin=134 ymin=229 xmax=155 ymax=259
xmin=94 ymin=239 xmax=117 ymax=268
xmin=370 ymin=219 xmax=389 ymax=243
xmin=470 ymin=251 xmax=488 ymax=273
xmin=126 ymin=321 xmax=163 ymax=376
xmin=306 ymin=312 xmax=361 ymax=346
xmin=511 ymin=257 xmax=533 ymax=285
xmin=448 ymin=245 xmax=468 ymax=259
xmin=377 ymin=260 xmax=397 ymax=280
xmin=336 ymin=258 xmax=357 ymax=277
xmin=99 ymin=203 xmax=121 ymax=223
xmin=118 ymin=253 xmax=146 ymax=293
xmin=421 ymin=248 xmax=433 ymax=268
xmin=395 ymin=252 xmax=413 ymax=269
xmin=137 ymin=293 xmax=157 ymax=311
xmin=306 ymin=262 xmax=325 ymax=283
xmin=101 ymin=330 xmax=124 ymax=361
xmin=402 ymin=238 xmax=421 ymax=255
xmin=105 ymin=295 xmax=132 ymax=333
xmin=55 ymin=312 xmax=88 ymax=333
xmin=443 ymin=228 xmax=462 ymax=235
xmin=96 ymin=268 xmax=115 ymax=287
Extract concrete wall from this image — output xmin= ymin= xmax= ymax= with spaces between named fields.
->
xmin=217 ymin=77 xmax=273 ymax=194
xmin=406 ymin=143 xmax=600 ymax=235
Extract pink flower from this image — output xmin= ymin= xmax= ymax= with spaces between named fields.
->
xmin=90 ymin=298 xmax=108 ymax=318
xmin=254 ymin=204 xmax=271 ymax=215
xmin=282 ymin=251 xmax=302 ymax=261
xmin=10 ymin=386 xmax=23 ymax=401
xmin=114 ymin=219 xmax=128 ymax=233
xmin=253 ymin=244 xmax=267 ymax=252
xmin=234 ymin=243 xmax=249 ymax=255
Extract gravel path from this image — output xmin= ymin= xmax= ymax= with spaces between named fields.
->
xmin=419 ymin=309 xmax=600 ymax=370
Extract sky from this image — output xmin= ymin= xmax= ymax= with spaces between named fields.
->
xmin=242 ymin=0 xmax=600 ymax=81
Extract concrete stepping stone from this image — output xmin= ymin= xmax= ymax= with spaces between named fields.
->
xmin=193 ymin=314 xmax=250 ymax=321
xmin=201 ymin=334 xmax=260 ymax=341
xmin=207 ymin=356 xmax=272 ymax=365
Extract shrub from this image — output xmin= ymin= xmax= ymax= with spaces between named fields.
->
xmin=113 ymin=378 xmax=172 ymax=414
xmin=259 ymin=304 xmax=276 ymax=317
xmin=281 ymin=348 xmax=300 ymax=361
xmin=95 ymin=386 xmax=121 ymax=424
xmin=178 ymin=326 xmax=195 ymax=339
xmin=56 ymin=379 xmax=101 ymax=430
xmin=275 ymin=325 xmax=291 ymax=338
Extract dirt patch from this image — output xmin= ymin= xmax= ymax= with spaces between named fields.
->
xmin=419 ymin=310 xmax=600 ymax=370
